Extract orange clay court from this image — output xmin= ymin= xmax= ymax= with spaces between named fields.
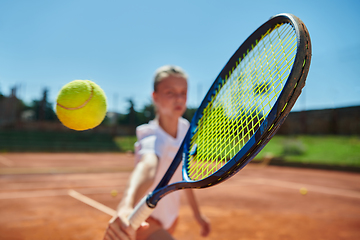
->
xmin=0 ymin=153 xmax=359 ymax=240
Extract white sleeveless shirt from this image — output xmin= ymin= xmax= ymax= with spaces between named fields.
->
xmin=134 ymin=117 xmax=189 ymax=229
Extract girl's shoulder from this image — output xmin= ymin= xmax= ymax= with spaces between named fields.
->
xmin=136 ymin=120 xmax=158 ymax=141
xmin=136 ymin=117 xmax=189 ymax=141
xmin=179 ymin=117 xmax=190 ymax=128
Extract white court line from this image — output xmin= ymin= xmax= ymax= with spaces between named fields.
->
xmin=240 ymin=178 xmax=360 ymax=199
xmin=0 ymin=187 xmax=123 ymax=200
xmin=68 ymin=189 xmax=116 ymax=216
xmin=0 ymin=155 xmax=14 ymax=167
xmin=2 ymin=180 xmax=128 ymax=191
xmin=0 ymin=166 xmax=133 ymax=175
xmin=0 ymin=189 xmax=69 ymax=199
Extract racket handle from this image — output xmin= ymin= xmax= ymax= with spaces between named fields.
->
xmin=128 ymin=196 xmax=154 ymax=229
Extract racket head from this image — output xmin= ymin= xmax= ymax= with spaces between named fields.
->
xmin=183 ymin=13 xmax=311 ymax=186
xmin=147 ymin=13 xmax=311 ymax=206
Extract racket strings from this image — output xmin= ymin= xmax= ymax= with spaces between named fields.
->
xmin=189 ymin=32 xmax=286 ymax=179
xmin=188 ymin=23 xmax=297 ymax=181
xmin=189 ymin=25 xmax=294 ymax=179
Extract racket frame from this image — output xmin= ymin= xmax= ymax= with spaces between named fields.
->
xmin=140 ymin=12 xmax=311 ymax=209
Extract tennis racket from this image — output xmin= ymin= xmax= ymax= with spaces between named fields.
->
xmin=128 ymin=13 xmax=311 ymax=229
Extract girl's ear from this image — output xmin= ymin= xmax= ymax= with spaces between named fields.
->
xmin=152 ymin=91 xmax=156 ymax=102
xmin=152 ymin=91 xmax=159 ymax=108
xmin=152 ymin=91 xmax=158 ymax=115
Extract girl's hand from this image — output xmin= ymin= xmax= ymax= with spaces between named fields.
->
xmin=195 ymin=214 xmax=211 ymax=237
xmin=103 ymin=208 xmax=149 ymax=240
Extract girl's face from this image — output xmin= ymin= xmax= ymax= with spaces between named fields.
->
xmin=152 ymin=74 xmax=187 ymax=119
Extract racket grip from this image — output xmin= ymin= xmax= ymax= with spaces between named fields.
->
xmin=128 ymin=196 xmax=154 ymax=230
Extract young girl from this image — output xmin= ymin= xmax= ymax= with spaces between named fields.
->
xmin=103 ymin=66 xmax=210 ymax=240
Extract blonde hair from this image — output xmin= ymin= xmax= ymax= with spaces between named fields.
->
xmin=153 ymin=65 xmax=188 ymax=92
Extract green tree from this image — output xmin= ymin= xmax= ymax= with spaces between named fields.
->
xmin=138 ymin=102 xmax=155 ymax=124
xmin=31 ymin=89 xmax=57 ymax=121
xmin=118 ymin=98 xmax=138 ymax=125
xmin=183 ymin=107 xmax=197 ymax=122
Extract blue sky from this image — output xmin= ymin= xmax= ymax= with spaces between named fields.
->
xmin=1 ymin=0 xmax=359 ymax=113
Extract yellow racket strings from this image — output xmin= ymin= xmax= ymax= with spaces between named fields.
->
xmin=188 ymin=23 xmax=297 ymax=181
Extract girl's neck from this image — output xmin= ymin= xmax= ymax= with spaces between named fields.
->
xmin=157 ymin=115 xmax=179 ymax=139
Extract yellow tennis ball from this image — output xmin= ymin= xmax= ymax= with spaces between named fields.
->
xmin=111 ymin=189 xmax=118 ymax=197
xmin=56 ymin=80 xmax=107 ymax=131
xmin=299 ymin=187 xmax=308 ymax=195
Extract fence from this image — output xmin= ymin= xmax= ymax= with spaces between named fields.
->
xmin=278 ymin=106 xmax=360 ymax=135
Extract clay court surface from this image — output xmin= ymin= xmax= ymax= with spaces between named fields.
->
xmin=0 ymin=153 xmax=359 ymax=240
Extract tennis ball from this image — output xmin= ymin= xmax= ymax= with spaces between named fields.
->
xmin=299 ymin=187 xmax=308 ymax=195
xmin=110 ymin=189 xmax=118 ymax=197
xmin=56 ymin=80 xmax=107 ymax=131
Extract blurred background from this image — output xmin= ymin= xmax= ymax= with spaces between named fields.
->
xmin=0 ymin=0 xmax=359 ymax=168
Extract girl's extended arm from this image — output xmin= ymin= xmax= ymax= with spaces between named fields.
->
xmin=185 ymin=189 xmax=211 ymax=237
xmin=103 ymin=153 xmax=158 ymax=240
